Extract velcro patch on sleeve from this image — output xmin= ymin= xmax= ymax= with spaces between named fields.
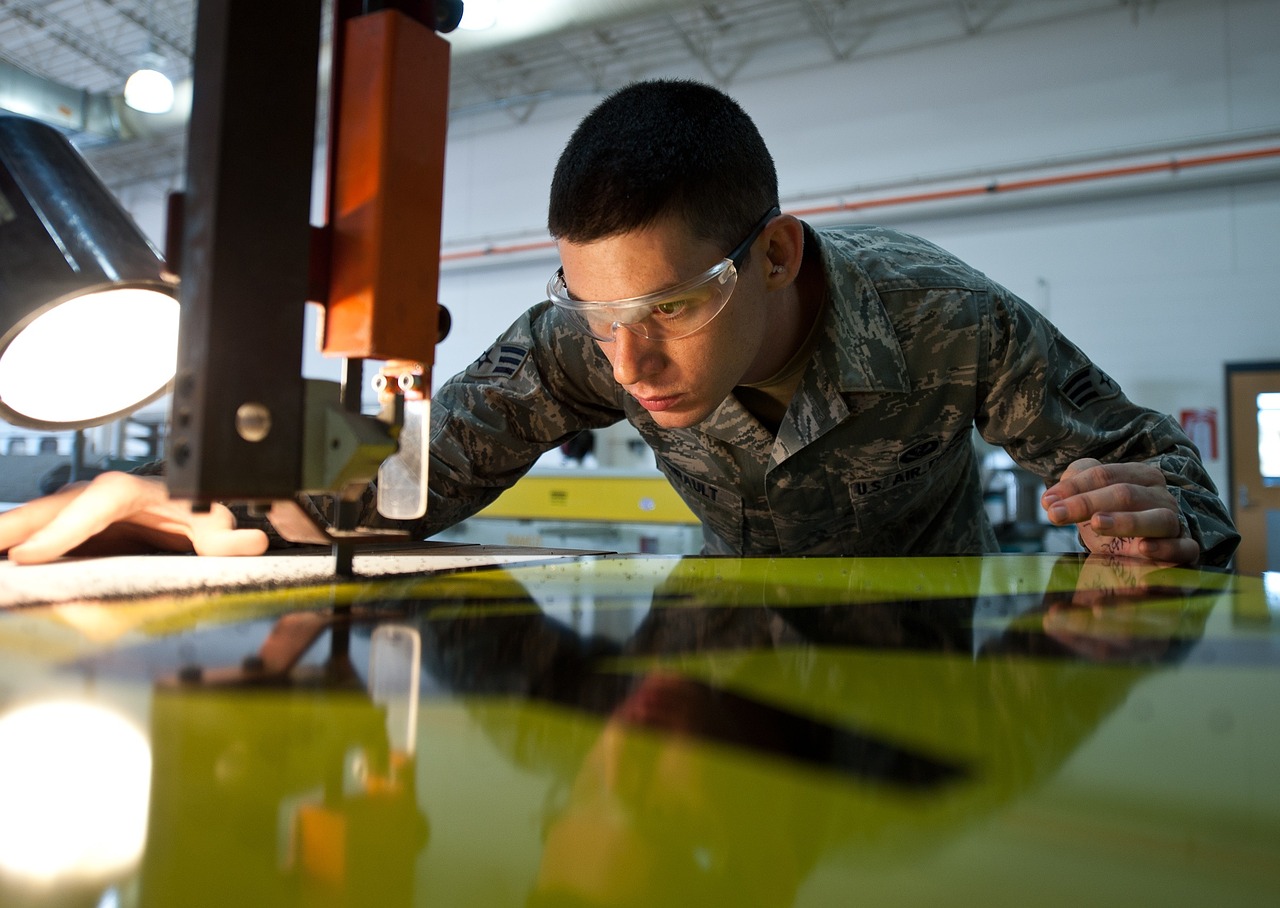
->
xmin=467 ymin=343 xmax=529 ymax=380
xmin=1061 ymin=364 xmax=1120 ymax=410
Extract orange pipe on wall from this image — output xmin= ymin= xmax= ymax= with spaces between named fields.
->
xmin=795 ymin=145 xmax=1280 ymax=217
xmin=439 ymin=145 xmax=1280 ymax=265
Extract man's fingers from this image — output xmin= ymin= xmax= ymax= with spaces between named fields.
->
xmin=188 ymin=505 xmax=270 ymax=557
xmin=1 ymin=472 xmax=271 ymax=565
xmin=1094 ymin=533 xmax=1199 ymax=566
xmin=6 ymin=473 xmax=178 ymax=564
xmin=1135 ymin=535 xmax=1199 ymax=566
xmin=14 ymin=474 xmax=166 ymax=560
xmin=1074 ymin=513 xmax=1199 ymax=566
xmin=186 ymin=528 xmax=271 ymax=558
xmin=1044 ymin=460 xmax=1166 ymax=507
xmin=1044 ymin=457 xmax=1106 ymax=500
xmin=1045 ymin=485 xmax=1175 ymax=528
xmin=1087 ymin=507 xmax=1184 ymax=540
xmin=1049 ymin=459 xmax=1163 ymax=495
xmin=0 ymin=483 xmax=87 ymax=553
xmin=1041 ymin=459 xmax=1198 ymax=565
xmin=1043 ymin=459 xmax=1178 ymax=528
xmin=1043 ymin=458 xmax=1108 ymax=524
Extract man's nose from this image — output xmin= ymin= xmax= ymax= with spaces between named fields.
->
xmin=609 ymin=325 xmax=660 ymax=385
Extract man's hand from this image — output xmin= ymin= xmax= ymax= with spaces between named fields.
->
xmin=0 ymin=472 xmax=269 ymax=565
xmin=1041 ymin=458 xmax=1199 ymax=565
xmin=1040 ymin=554 xmax=1190 ymax=661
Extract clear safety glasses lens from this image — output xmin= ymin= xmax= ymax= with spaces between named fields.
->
xmin=548 ymin=259 xmax=738 ymax=342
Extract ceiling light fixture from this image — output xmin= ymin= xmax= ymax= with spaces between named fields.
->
xmin=458 ymin=0 xmax=499 ymax=30
xmin=124 ymin=3 xmax=175 ymax=115
xmin=123 ymin=52 xmax=175 ymax=114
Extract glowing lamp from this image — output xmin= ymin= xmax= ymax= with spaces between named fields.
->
xmin=0 ymin=115 xmax=179 ymax=430
xmin=124 ymin=66 xmax=176 ymax=115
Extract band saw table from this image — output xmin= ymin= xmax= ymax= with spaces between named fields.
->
xmin=0 ymin=548 xmax=1276 ymax=907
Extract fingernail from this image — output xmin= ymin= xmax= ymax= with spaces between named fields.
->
xmin=1049 ymin=505 xmax=1068 ymax=523
xmin=1095 ymin=514 xmax=1114 ymax=531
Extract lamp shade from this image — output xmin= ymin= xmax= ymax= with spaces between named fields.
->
xmin=0 ymin=115 xmax=179 ymax=430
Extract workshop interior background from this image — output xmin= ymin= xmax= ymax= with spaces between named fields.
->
xmin=1 ymin=0 xmax=1276 ymax=554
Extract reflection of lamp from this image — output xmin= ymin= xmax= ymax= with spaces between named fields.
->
xmin=0 ymin=700 xmax=151 ymax=885
xmin=0 ymin=115 xmax=180 ymax=430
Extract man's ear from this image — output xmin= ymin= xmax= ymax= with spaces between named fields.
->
xmin=762 ymin=214 xmax=804 ymax=290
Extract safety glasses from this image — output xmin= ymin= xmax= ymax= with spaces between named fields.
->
xmin=548 ymin=206 xmax=780 ymax=342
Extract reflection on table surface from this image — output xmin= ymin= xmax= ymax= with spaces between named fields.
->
xmin=0 ymin=553 xmax=1277 ymax=907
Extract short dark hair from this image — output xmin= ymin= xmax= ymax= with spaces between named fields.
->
xmin=547 ymin=80 xmax=779 ymax=250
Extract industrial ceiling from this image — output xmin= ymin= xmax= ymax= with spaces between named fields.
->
xmin=0 ymin=0 xmax=1140 ymax=187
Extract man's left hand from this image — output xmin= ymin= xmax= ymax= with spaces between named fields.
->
xmin=1041 ymin=458 xmax=1199 ymax=565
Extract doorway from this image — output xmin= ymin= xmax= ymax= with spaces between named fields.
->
xmin=1226 ymin=362 xmax=1280 ymax=575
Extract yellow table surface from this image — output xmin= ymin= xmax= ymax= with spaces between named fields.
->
xmin=0 ymin=551 xmax=1276 ymax=907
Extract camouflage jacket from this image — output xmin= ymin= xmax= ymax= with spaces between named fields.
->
xmin=382 ymin=225 xmax=1238 ymax=566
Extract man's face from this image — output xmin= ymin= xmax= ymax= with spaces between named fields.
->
xmin=555 ymin=215 xmax=771 ymax=429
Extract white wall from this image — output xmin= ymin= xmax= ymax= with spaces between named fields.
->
xmin=431 ymin=0 xmax=1280 ymax=497
xmin=64 ymin=0 xmax=1276 ymax=497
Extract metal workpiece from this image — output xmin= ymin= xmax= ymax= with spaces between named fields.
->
xmin=0 ymin=552 xmax=1275 ymax=906
xmin=376 ymin=396 xmax=430 ymax=521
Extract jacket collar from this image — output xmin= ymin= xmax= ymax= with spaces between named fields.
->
xmin=808 ymin=225 xmax=911 ymax=395
xmin=696 ymin=224 xmax=911 ymax=455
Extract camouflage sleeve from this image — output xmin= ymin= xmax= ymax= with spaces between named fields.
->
xmin=972 ymin=285 xmax=1240 ymax=568
xmin=361 ymin=301 xmax=628 ymax=538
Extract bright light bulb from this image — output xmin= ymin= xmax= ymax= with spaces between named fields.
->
xmin=0 ymin=701 xmax=152 ymax=883
xmin=459 ymin=0 xmax=499 ymax=30
xmin=0 ymin=287 xmax=180 ymax=427
xmin=124 ymin=68 xmax=175 ymax=114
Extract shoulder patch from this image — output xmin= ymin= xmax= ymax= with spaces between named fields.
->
xmin=467 ymin=343 xmax=528 ymax=379
xmin=1061 ymin=364 xmax=1120 ymax=410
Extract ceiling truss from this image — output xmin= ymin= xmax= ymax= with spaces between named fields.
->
xmin=0 ymin=0 xmax=1131 ymax=186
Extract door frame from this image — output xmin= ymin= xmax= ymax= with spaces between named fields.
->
xmin=1225 ymin=360 xmax=1280 ymax=529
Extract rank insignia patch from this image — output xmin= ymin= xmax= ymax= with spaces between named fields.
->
xmin=468 ymin=343 xmax=528 ymax=379
xmin=1061 ymin=365 xmax=1120 ymax=410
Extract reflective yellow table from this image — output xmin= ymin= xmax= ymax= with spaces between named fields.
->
xmin=0 ymin=553 xmax=1276 ymax=907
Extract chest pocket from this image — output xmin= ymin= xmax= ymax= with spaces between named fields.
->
xmin=655 ymin=461 xmax=744 ymax=554
xmin=839 ymin=435 xmax=972 ymax=552
xmin=696 ymin=487 xmax=745 ymax=555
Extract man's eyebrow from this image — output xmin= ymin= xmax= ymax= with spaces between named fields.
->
xmin=559 ymin=265 xmax=707 ymax=305
xmin=556 ymin=268 xmax=585 ymax=302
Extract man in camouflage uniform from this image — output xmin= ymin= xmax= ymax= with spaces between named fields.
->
xmin=0 ymin=80 xmax=1239 ymax=567
xmin=414 ymin=226 xmax=1234 ymax=564
xmin=402 ymin=80 xmax=1237 ymax=567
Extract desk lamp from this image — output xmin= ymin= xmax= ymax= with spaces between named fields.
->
xmin=0 ymin=116 xmax=179 ymax=431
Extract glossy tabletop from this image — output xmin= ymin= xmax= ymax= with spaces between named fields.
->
xmin=0 ymin=552 xmax=1277 ymax=907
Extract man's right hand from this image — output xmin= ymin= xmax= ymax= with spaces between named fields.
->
xmin=0 ymin=472 xmax=269 ymax=565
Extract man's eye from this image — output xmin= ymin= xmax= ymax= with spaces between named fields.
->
xmin=653 ymin=300 xmax=690 ymax=317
